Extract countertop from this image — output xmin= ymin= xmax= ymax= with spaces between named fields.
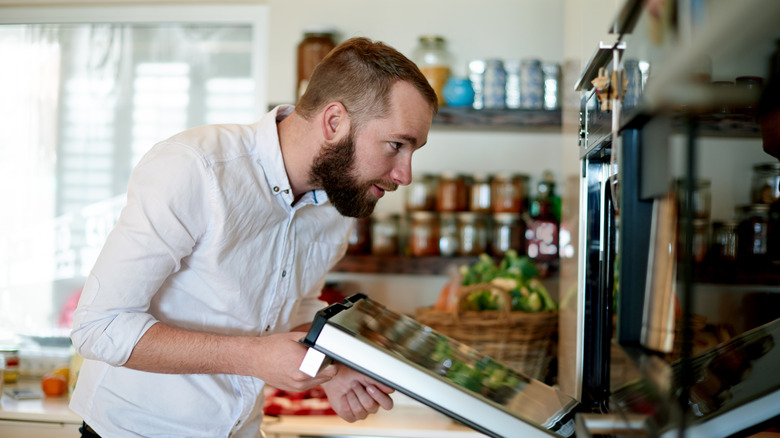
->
xmin=0 ymin=380 xmax=80 ymax=424
xmin=263 ymin=404 xmax=488 ymax=438
xmin=1 ymin=380 xmax=485 ymax=437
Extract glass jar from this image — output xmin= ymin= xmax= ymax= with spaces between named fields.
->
xmin=691 ymin=219 xmax=710 ymax=263
xmin=456 ymin=212 xmax=487 ymax=256
xmin=519 ymin=59 xmax=544 ymax=110
xmin=675 ymin=178 xmax=712 ymax=219
xmin=751 ymin=162 xmax=780 ymax=204
xmin=491 ymin=173 xmax=529 ymax=213
xmin=370 ymin=213 xmax=399 ymax=256
xmin=412 ymin=35 xmax=451 ymax=107
xmin=737 ymin=204 xmax=770 ymax=271
xmin=409 ymin=212 xmax=440 ymax=256
xmin=711 ymin=220 xmax=738 ymax=263
xmin=469 ymin=173 xmax=492 ymax=213
xmin=483 ymin=59 xmax=506 ymax=109
xmin=436 ymin=173 xmax=468 ymax=212
xmin=438 ymin=212 xmax=458 ymax=257
xmin=491 ymin=213 xmax=525 ymax=257
xmin=347 ymin=216 xmax=371 ymax=254
xmin=0 ymin=348 xmax=19 ymax=384
xmin=405 ymin=174 xmax=438 ymax=211
xmin=296 ymin=27 xmax=336 ymax=100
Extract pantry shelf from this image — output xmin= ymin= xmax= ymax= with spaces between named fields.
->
xmin=432 ymin=107 xmax=561 ymax=130
xmin=331 ymin=254 xmax=480 ymax=276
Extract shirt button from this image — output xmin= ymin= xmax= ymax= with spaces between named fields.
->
xmin=282 ymin=270 xmax=287 ymax=278
xmin=265 ymin=325 xmax=271 ymax=332
xmin=273 ymin=186 xmax=280 ymax=192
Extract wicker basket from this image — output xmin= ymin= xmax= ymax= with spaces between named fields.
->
xmin=415 ymin=283 xmax=558 ymax=381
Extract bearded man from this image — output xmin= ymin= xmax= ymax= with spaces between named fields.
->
xmin=70 ymin=37 xmax=437 ymax=437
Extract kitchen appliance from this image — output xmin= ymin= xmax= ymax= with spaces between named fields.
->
xmin=300 ymin=293 xmax=579 ymax=438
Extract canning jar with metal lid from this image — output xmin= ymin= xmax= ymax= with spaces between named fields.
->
xmin=751 ymin=162 xmax=780 ymax=204
xmin=491 ymin=173 xmax=529 ymax=213
xmin=405 ymin=174 xmax=438 ymax=211
xmin=438 ymin=212 xmax=458 ymax=257
xmin=409 ymin=211 xmax=440 ymax=256
xmin=436 ymin=173 xmax=468 ymax=212
xmin=456 ymin=212 xmax=487 ymax=256
xmin=370 ymin=213 xmax=399 ymax=256
xmin=491 ymin=213 xmax=525 ymax=257
xmin=469 ymin=173 xmax=492 ymax=213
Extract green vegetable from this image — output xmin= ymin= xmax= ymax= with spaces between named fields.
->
xmin=459 ymin=250 xmax=557 ymax=312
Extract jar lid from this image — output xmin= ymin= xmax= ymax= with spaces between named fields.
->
xmin=753 ymin=162 xmax=780 ymax=171
xmin=493 ymin=172 xmax=530 ymax=181
xmin=418 ymin=35 xmax=445 ymax=43
xmin=302 ymin=25 xmax=337 ymax=36
xmin=410 ymin=211 xmax=437 ymax=220
xmin=470 ymin=173 xmax=492 ymax=182
xmin=493 ymin=212 xmax=521 ymax=222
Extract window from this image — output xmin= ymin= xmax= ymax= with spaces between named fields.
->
xmin=0 ymin=4 xmax=268 ymax=339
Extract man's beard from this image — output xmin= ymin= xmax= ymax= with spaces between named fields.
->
xmin=309 ymin=131 xmax=394 ymax=218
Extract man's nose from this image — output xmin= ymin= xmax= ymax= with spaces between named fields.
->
xmin=390 ymin=155 xmax=412 ymax=186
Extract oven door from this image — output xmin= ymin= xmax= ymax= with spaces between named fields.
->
xmin=299 ymin=294 xmax=580 ymax=438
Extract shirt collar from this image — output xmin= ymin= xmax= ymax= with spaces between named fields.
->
xmin=256 ymin=105 xmax=329 ymax=208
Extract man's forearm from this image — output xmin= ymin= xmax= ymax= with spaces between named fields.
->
xmin=123 ymin=322 xmax=261 ymax=376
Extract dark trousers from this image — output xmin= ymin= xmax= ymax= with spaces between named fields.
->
xmin=80 ymin=422 xmax=101 ymax=438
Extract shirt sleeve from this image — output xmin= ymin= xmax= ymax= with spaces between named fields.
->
xmin=70 ymin=141 xmax=211 ymax=366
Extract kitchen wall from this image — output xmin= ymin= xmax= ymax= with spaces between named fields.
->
xmin=256 ymin=0 xmax=620 ymax=313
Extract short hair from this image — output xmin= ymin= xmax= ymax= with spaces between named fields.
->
xmin=295 ymin=37 xmax=438 ymax=130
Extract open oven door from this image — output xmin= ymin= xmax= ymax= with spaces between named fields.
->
xmin=299 ymin=293 xmax=580 ymax=438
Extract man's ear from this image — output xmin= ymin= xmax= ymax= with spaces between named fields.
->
xmin=322 ymin=102 xmax=349 ymax=141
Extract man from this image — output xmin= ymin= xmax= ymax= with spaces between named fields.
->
xmin=70 ymin=37 xmax=438 ymax=437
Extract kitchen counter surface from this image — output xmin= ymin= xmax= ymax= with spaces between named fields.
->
xmin=262 ymin=404 xmax=488 ymax=438
xmin=1 ymin=381 xmax=485 ymax=438
xmin=0 ymin=380 xmax=81 ymax=424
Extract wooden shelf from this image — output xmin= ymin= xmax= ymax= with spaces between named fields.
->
xmin=331 ymin=254 xmax=480 ymax=276
xmin=432 ymin=107 xmax=561 ymax=130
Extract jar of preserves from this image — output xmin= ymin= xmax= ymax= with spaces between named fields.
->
xmin=347 ymin=216 xmax=371 ymax=254
xmin=405 ymin=174 xmax=438 ymax=211
xmin=491 ymin=213 xmax=525 ymax=257
xmin=370 ymin=213 xmax=399 ymax=256
xmin=436 ymin=173 xmax=468 ymax=212
xmin=0 ymin=348 xmax=19 ymax=384
xmin=751 ymin=162 xmax=780 ymax=204
xmin=491 ymin=173 xmax=529 ymax=213
xmin=412 ymin=35 xmax=451 ymax=107
xmin=469 ymin=173 xmax=492 ymax=213
xmin=456 ymin=212 xmax=487 ymax=256
xmin=409 ymin=212 xmax=440 ymax=256
xmin=296 ymin=27 xmax=336 ymax=100
xmin=438 ymin=212 xmax=458 ymax=257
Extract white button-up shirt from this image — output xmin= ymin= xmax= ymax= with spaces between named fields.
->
xmin=70 ymin=105 xmax=352 ymax=437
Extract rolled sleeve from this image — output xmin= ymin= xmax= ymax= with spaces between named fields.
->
xmin=71 ymin=142 xmax=210 ymax=365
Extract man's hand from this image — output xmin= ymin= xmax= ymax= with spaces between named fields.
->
xmin=321 ymin=363 xmax=394 ymax=422
xmin=246 ymin=331 xmax=338 ymax=393
xmin=123 ymin=325 xmax=336 ymax=393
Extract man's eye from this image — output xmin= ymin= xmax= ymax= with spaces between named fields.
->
xmin=390 ymin=142 xmax=402 ymax=150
